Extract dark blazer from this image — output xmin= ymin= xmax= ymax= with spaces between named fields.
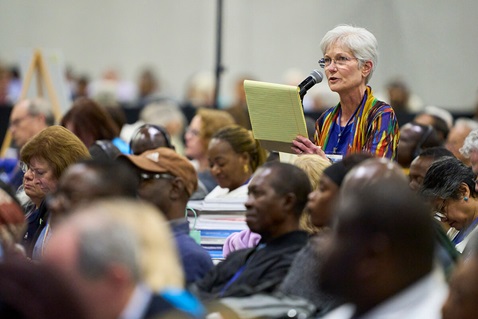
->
xmin=190 ymin=230 xmax=308 ymax=301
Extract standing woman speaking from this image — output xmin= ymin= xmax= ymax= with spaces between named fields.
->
xmin=293 ymin=25 xmax=399 ymax=162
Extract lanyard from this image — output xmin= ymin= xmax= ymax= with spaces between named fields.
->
xmin=332 ymin=101 xmax=362 ymax=154
xmin=218 ymin=243 xmax=266 ymax=296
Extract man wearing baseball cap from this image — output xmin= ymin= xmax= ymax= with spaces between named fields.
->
xmin=119 ymin=147 xmax=214 ymax=284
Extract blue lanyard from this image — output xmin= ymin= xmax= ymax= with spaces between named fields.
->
xmin=218 ymin=243 xmax=266 ymax=296
xmin=331 ymin=96 xmax=365 ymax=154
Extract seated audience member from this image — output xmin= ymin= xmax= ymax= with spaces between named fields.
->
xmin=119 ymin=148 xmax=214 ymax=285
xmin=88 ymin=139 xmax=122 ymax=160
xmin=460 ymin=128 xmax=478 ymax=179
xmin=397 ymin=122 xmax=442 ymax=171
xmin=189 ymin=162 xmax=310 ymax=301
xmin=3 ymin=98 xmax=54 ymax=190
xmin=19 ymin=126 xmax=90 ymax=258
xmin=319 ymin=179 xmax=448 ymax=319
xmin=119 ymin=96 xmax=185 ymax=153
xmin=225 ymin=75 xmax=254 ymax=130
xmin=421 ymin=157 xmax=478 ymax=253
xmin=222 ymin=154 xmax=331 ymax=259
xmin=181 ymin=71 xmax=216 ymax=124
xmin=47 ymin=159 xmax=138 ymax=218
xmin=446 ymin=118 xmax=478 ymax=166
xmin=382 ymin=76 xmax=423 ymax=114
xmin=184 ymin=108 xmax=235 ymax=196
xmin=138 ymin=99 xmax=187 ymax=154
xmin=409 ymin=148 xmax=461 ymax=271
xmin=0 ymin=180 xmax=25 ymax=259
xmin=103 ymin=103 xmax=127 ymax=134
xmin=43 ymin=199 xmax=205 ymax=319
xmin=129 ymin=123 xmax=175 ymax=155
xmin=442 ymin=232 xmax=478 ymax=319
xmin=291 ymin=155 xmax=332 ymax=233
xmin=0 ymin=257 xmax=89 ymax=319
xmin=409 ymin=147 xmax=455 ymax=192
xmin=61 ymin=97 xmax=130 ymax=154
xmin=344 ymin=158 xmax=459 ymax=277
xmin=273 ymin=154 xmax=371 ymax=317
xmin=414 ymin=105 xmax=453 ymax=144
xmin=134 ymin=68 xmax=163 ymax=110
xmin=51 ymin=176 xmax=183 ymax=294
xmin=206 ymin=125 xmax=267 ymax=200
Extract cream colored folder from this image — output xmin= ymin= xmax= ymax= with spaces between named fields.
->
xmin=244 ymin=80 xmax=308 ymax=153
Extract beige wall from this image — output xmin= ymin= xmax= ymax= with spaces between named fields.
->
xmin=0 ymin=0 xmax=476 ymax=111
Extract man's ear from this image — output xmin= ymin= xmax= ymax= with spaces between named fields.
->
xmin=105 ymin=263 xmax=133 ymax=288
xmin=281 ymin=192 xmax=297 ymax=213
xmin=33 ymin=113 xmax=47 ymax=125
xmin=169 ymin=177 xmax=185 ymax=200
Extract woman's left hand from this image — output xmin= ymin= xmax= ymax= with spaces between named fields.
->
xmin=292 ymin=136 xmax=328 ymax=161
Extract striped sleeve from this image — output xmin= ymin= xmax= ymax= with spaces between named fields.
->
xmin=363 ymin=105 xmax=400 ymax=160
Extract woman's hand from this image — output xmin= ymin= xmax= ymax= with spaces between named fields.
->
xmin=292 ymin=136 xmax=328 ymax=160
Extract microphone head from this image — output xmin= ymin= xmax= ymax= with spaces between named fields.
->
xmin=310 ymin=69 xmax=323 ymax=84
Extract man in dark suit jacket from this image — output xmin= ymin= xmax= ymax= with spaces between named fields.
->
xmin=189 ymin=162 xmax=310 ymax=301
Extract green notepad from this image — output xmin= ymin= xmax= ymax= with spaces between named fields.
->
xmin=244 ymin=80 xmax=308 ymax=153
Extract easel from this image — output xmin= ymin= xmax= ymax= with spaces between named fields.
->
xmin=0 ymin=49 xmax=63 ymax=157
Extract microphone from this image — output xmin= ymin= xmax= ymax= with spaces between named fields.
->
xmin=298 ymin=69 xmax=323 ymax=99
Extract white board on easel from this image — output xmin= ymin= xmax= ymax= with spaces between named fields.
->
xmin=17 ymin=48 xmax=72 ymax=117
xmin=0 ymin=49 xmax=72 ymax=157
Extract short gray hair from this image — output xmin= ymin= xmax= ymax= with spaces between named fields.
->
xmin=76 ymin=218 xmax=141 ymax=282
xmin=320 ymin=24 xmax=378 ymax=84
xmin=460 ymin=129 xmax=478 ymax=158
xmin=66 ymin=198 xmax=184 ymax=290
xmin=454 ymin=118 xmax=478 ymax=131
xmin=27 ymin=98 xmax=55 ymax=126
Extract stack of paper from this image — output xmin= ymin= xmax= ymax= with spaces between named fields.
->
xmin=187 ymin=199 xmax=247 ymax=261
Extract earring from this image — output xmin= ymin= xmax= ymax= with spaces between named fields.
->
xmin=243 ymin=164 xmax=249 ymax=174
xmin=464 ymin=196 xmax=469 ymax=202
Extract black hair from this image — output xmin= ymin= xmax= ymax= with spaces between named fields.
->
xmin=421 ymin=156 xmax=476 ymax=200
xmin=259 ymin=161 xmax=311 ymax=216
xmin=418 ymin=146 xmax=454 ymax=160
xmin=75 ymin=159 xmax=139 ymax=198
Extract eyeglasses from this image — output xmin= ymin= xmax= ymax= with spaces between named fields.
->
xmin=434 ymin=198 xmax=448 ymax=221
xmin=10 ymin=114 xmax=32 ymax=128
xmin=185 ymin=127 xmax=200 ymax=137
xmin=139 ymin=172 xmax=175 ymax=182
xmin=318 ymin=55 xmax=359 ymax=68
xmin=19 ymin=162 xmax=48 ymax=179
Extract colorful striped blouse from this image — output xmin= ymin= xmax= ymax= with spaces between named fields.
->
xmin=314 ymin=86 xmax=399 ymax=160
